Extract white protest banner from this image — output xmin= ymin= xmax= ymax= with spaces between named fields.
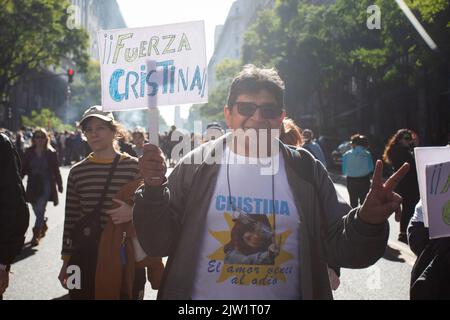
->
xmin=98 ymin=21 xmax=208 ymax=111
xmin=426 ymin=160 xmax=450 ymax=239
xmin=414 ymin=146 xmax=450 ymax=227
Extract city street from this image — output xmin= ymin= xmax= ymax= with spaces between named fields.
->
xmin=1 ymin=0 xmax=449 ymax=303
xmin=4 ymin=166 xmax=415 ymax=300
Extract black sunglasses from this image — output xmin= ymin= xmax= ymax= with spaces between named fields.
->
xmin=34 ymin=135 xmax=46 ymax=139
xmin=403 ymin=135 xmax=412 ymax=141
xmin=234 ymin=102 xmax=282 ymax=119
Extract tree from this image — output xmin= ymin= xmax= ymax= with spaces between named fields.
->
xmin=21 ymin=108 xmax=74 ymax=132
xmin=0 ymin=0 xmax=89 ymax=102
xmin=69 ymin=60 xmax=101 ymax=124
xmin=242 ymin=0 xmax=450 ymax=140
xmin=196 ymin=59 xmax=242 ymax=123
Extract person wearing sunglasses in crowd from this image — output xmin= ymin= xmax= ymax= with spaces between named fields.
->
xmin=383 ymin=129 xmax=420 ymax=244
xmin=22 ymin=128 xmax=63 ymax=247
xmin=134 ymin=64 xmax=410 ymax=300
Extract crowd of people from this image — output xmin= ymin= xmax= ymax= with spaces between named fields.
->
xmin=0 ymin=64 xmax=449 ymax=300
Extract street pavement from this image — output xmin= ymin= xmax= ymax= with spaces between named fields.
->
xmin=4 ymin=166 xmax=414 ymax=300
xmin=330 ymin=174 xmax=415 ymax=300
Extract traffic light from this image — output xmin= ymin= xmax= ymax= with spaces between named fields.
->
xmin=67 ymin=68 xmax=75 ymax=83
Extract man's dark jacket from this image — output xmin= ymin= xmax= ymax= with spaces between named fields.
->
xmin=134 ymin=135 xmax=389 ymax=299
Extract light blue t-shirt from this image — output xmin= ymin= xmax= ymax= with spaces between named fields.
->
xmin=342 ymin=146 xmax=374 ymax=178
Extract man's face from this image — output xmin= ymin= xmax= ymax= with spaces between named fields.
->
xmin=224 ymin=90 xmax=285 ymax=132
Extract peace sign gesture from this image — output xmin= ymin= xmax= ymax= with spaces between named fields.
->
xmin=359 ymin=160 xmax=410 ymax=225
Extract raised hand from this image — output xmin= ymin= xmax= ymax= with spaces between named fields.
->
xmin=138 ymin=144 xmax=167 ymax=187
xmin=359 ymin=160 xmax=410 ymax=225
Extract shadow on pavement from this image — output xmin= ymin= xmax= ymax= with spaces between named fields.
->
xmin=52 ymin=294 xmax=70 ymax=300
xmin=12 ymin=242 xmax=38 ymax=264
xmin=383 ymin=244 xmax=406 ymax=263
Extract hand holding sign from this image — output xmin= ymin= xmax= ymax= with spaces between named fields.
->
xmin=359 ymin=160 xmax=410 ymax=225
xmin=139 ymin=144 xmax=167 ymax=186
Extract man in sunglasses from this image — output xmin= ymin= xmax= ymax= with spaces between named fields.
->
xmin=134 ymin=65 xmax=409 ymax=300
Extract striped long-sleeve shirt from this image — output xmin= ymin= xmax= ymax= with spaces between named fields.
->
xmin=61 ymin=153 xmax=140 ymax=259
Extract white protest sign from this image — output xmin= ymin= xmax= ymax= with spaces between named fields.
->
xmin=426 ymin=160 xmax=450 ymax=239
xmin=98 ymin=21 xmax=208 ymax=146
xmin=414 ymin=146 xmax=450 ymax=227
xmin=98 ymin=21 xmax=208 ymax=111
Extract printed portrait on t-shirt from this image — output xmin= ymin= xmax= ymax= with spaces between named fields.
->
xmin=224 ymin=213 xmax=279 ymax=265
xmin=191 ymin=156 xmax=301 ymax=296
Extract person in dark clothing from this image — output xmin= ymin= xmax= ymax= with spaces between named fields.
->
xmin=383 ymin=129 xmax=420 ymax=244
xmin=15 ymin=131 xmax=25 ymax=161
xmin=119 ymin=138 xmax=137 ymax=157
xmin=166 ymin=126 xmax=177 ymax=167
xmin=0 ymin=132 xmax=30 ymax=299
xmin=22 ymin=128 xmax=63 ymax=246
xmin=302 ymin=129 xmax=327 ymax=168
xmin=64 ymin=132 xmax=74 ymax=166
xmin=408 ymin=201 xmax=450 ymax=300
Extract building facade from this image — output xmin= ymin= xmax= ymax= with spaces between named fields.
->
xmin=208 ymin=0 xmax=275 ymax=90
xmin=70 ymin=0 xmax=126 ymax=60
xmin=3 ymin=0 xmax=126 ymax=130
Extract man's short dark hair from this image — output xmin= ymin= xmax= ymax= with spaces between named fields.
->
xmin=227 ymin=64 xmax=285 ymax=109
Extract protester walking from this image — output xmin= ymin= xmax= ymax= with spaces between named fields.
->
xmin=342 ymin=134 xmax=374 ymax=208
xmin=302 ymin=129 xmax=327 ymax=167
xmin=383 ymin=129 xmax=420 ymax=244
xmin=22 ymin=128 xmax=63 ymax=246
xmin=58 ymin=106 xmax=163 ymax=300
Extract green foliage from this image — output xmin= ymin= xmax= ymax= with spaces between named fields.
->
xmin=0 ymin=0 xmax=90 ymax=97
xmin=241 ymin=0 xmax=450 ymax=132
xmin=407 ymin=0 xmax=449 ymax=23
xmin=21 ymin=108 xmax=74 ymax=131
xmin=215 ymin=59 xmax=243 ymax=82
xmin=194 ymin=59 xmax=242 ymax=123
xmin=69 ymin=60 xmax=101 ymax=123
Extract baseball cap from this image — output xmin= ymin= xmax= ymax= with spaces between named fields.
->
xmin=79 ymin=106 xmax=114 ymax=126
xmin=206 ymin=122 xmax=224 ymax=131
